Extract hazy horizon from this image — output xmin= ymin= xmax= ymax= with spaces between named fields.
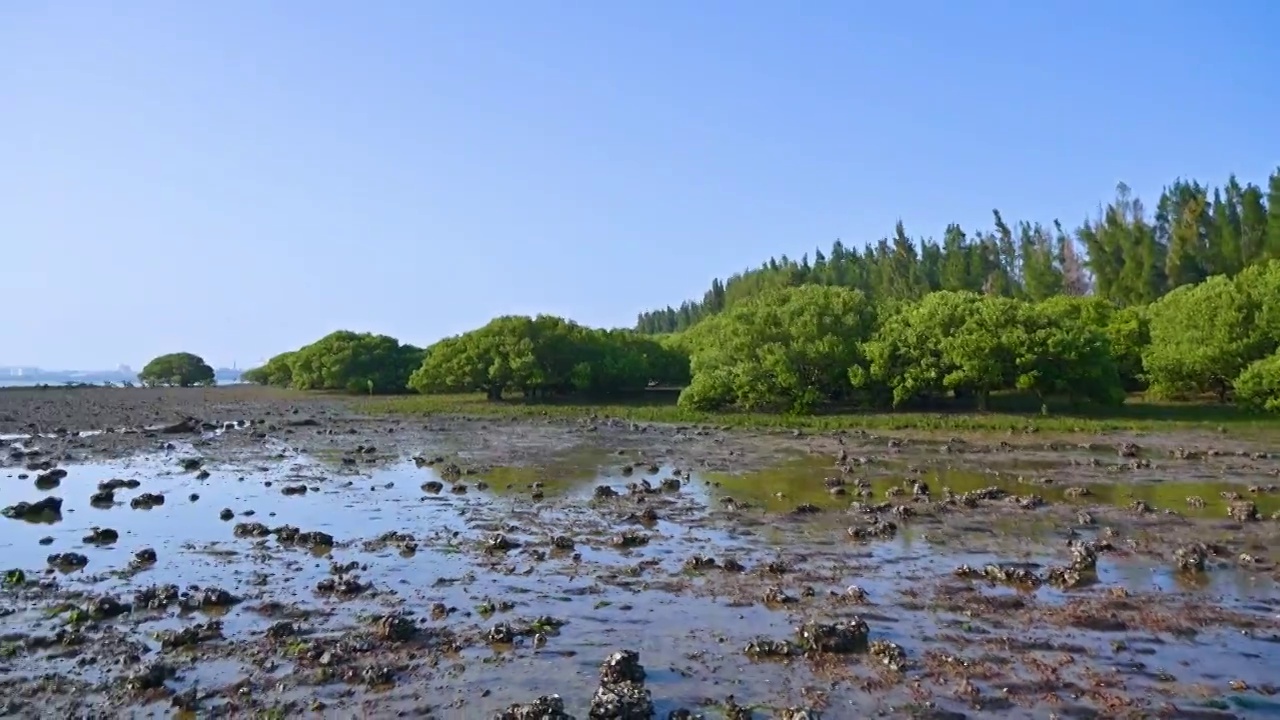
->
xmin=4 ymin=1 xmax=1278 ymax=369
xmin=0 ymin=362 xmax=245 ymax=372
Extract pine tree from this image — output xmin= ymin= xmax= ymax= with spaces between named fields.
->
xmin=1239 ymin=183 xmax=1268 ymax=264
xmin=991 ymin=210 xmax=1021 ymax=294
xmin=1057 ymin=220 xmax=1090 ymax=295
xmin=1267 ymin=168 xmax=1280 ymax=259
xmin=1020 ymin=222 xmax=1064 ymax=300
xmin=631 ymin=170 xmax=1275 ymax=334
xmin=1209 ymin=185 xmax=1242 ymax=276
xmin=939 ymin=224 xmax=974 ymax=291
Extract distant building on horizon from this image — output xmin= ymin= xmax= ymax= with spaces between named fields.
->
xmin=4 ymin=367 xmax=41 ymax=377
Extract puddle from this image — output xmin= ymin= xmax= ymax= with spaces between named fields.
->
xmin=704 ymin=454 xmax=1280 ymax=519
xmin=2 ymin=445 xmax=1279 ymax=716
xmin=3 ymin=421 xmax=250 ymax=445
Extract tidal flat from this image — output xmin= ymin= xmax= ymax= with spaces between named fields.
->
xmin=2 ymin=387 xmax=1279 ymax=718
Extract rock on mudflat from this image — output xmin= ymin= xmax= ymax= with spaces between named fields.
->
xmin=495 ymin=694 xmax=573 ymax=720
xmin=3 ymin=497 xmax=63 ymax=520
xmin=589 ymin=683 xmax=652 ymax=720
xmin=589 ymin=650 xmax=653 ymax=720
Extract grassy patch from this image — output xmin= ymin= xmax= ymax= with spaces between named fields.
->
xmin=359 ymin=390 xmax=1280 ymax=435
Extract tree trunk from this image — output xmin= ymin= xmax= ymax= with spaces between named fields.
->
xmin=486 ymin=386 xmax=502 ymax=401
xmin=977 ymin=390 xmax=990 ymax=412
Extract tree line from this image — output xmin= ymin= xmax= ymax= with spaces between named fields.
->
xmin=238 ymin=259 xmax=1280 ymax=414
xmin=675 ymin=265 xmax=1280 ymax=414
xmin=234 ymin=171 xmax=1280 ymax=416
xmin=240 ymin=331 xmax=425 ymax=394
xmin=242 ymin=320 xmax=690 ymax=399
xmin=137 ymin=352 xmax=217 ymax=387
xmin=635 ymin=171 xmax=1280 ymax=334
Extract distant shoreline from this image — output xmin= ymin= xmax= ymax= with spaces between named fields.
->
xmin=0 ymin=373 xmax=243 ymax=388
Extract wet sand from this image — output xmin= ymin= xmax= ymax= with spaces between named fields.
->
xmin=2 ymin=387 xmax=1279 ymax=718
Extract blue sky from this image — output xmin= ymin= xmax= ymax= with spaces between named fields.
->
xmin=3 ymin=1 xmax=1278 ymax=369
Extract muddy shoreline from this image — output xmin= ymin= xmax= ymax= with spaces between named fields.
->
xmin=2 ymin=387 xmax=1279 ymax=718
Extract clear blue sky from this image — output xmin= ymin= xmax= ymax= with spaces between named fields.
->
xmin=3 ymin=1 xmax=1278 ymax=370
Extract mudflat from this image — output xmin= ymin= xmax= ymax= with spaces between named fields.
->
xmin=1 ymin=386 xmax=1279 ymax=718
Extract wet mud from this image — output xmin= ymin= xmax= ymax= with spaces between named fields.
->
xmin=2 ymin=387 xmax=1280 ymax=718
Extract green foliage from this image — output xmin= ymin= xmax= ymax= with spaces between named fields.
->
xmin=1141 ymin=258 xmax=1280 ymax=407
xmin=652 ymin=334 xmax=694 ymax=386
xmin=1143 ymin=277 xmax=1265 ymax=401
xmin=138 ymin=352 xmax=216 ymax=388
xmin=408 ymin=315 xmax=689 ymax=400
xmin=858 ymin=291 xmax=986 ymax=407
xmin=1233 ymin=259 xmax=1280 ymax=352
xmin=937 ymin=296 xmax=1024 ymax=409
xmin=368 ymin=391 xmax=1280 ymax=435
xmin=245 ymin=169 xmax=1280 ymax=420
xmin=572 ymin=329 xmax=690 ymax=395
xmin=1106 ymin=306 xmax=1151 ymax=391
xmin=677 ymin=285 xmax=876 ymax=413
xmin=292 ymin=332 xmax=423 ymax=394
xmin=245 ymin=332 xmax=422 ymax=394
xmin=1234 ymin=353 xmax=1280 ymax=413
xmin=1011 ymin=301 xmax=1126 ymax=407
xmin=241 ymin=351 xmax=297 ymax=387
xmin=637 ymin=170 xmax=1280 ymax=334
xmin=857 ymin=292 xmax=1124 ymax=410
xmin=1036 ymin=295 xmax=1149 ymax=391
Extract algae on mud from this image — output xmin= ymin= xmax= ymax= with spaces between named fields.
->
xmin=365 ymin=389 xmax=1280 ymax=436
xmin=1 ymin=388 xmax=1280 ymax=718
xmin=704 ymin=453 xmax=1280 ymax=519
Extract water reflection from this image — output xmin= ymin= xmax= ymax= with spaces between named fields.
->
xmin=2 ymin=445 xmax=1278 ymax=715
xmin=701 ymin=455 xmax=1280 ymax=518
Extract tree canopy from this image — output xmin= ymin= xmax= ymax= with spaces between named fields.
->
xmin=240 ymin=351 xmax=297 ymax=388
xmin=678 ymin=285 xmax=876 ymax=413
xmin=1143 ymin=277 xmax=1262 ymax=401
xmin=1141 ymin=261 xmax=1280 ymax=402
xmin=138 ymin=353 xmax=216 ymax=388
xmin=1234 ymin=353 xmax=1280 ymax=413
xmin=243 ymin=331 xmax=423 ymax=394
xmin=241 ymin=260 xmax=1280 ymax=415
xmin=408 ymin=315 xmax=689 ymax=399
xmin=635 ymin=170 xmax=1280 ymax=335
xmin=853 ymin=292 xmax=1123 ymax=411
xmin=238 ymin=171 xmax=1280 ymax=416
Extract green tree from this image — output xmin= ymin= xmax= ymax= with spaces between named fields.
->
xmin=1143 ymin=276 xmax=1263 ymax=401
xmin=410 ymin=316 xmax=533 ymax=400
xmin=940 ymin=295 xmax=1023 ymax=410
xmin=1234 ymin=353 xmax=1280 ymax=412
xmin=1240 ymin=183 xmax=1269 ymax=264
xmin=1234 ymin=259 xmax=1280 ymax=353
xmin=1036 ymin=295 xmax=1149 ymax=391
xmin=287 ymin=331 xmax=422 ymax=394
xmin=678 ymin=285 xmax=876 ymax=413
xmin=1267 ymin=168 xmax=1280 ymax=259
xmin=1210 ymin=185 xmax=1243 ymax=276
xmin=570 ymin=330 xmax=667 ymax=395
xmin=861 ymin=293 xmax=1127 ymax=410
xmin=857 ymin=291 xmax=986 ymax=408
xmin=410 ymin=316 xmax=689 ymax=399
xmin=1019 ymin=222 xmax=1065 ymax=301
xmin=138 ymin=352 xmax=216 ymax=388
xmin=938 ymin=224 xmax=976 ymax=292
xmin=409 ymin=333 xmax=500 ymax=398
xmin=241 ymin=351 xmax=298 ymax=387
xmin=634 ymin=171 xmax=1272 ymax=337
xmin=1012 ymin=301 xmax=1125 ymax=406
xmin=1162 ymin=181 xmax=1209 ymax=289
